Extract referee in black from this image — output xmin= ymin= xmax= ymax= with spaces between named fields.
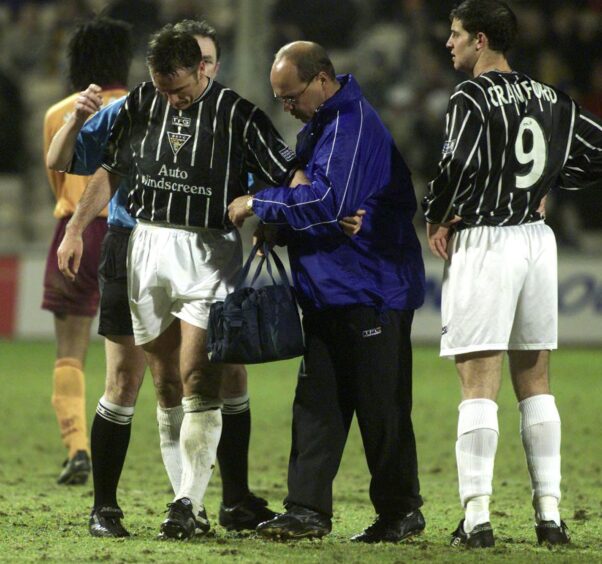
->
xmin=59 ymin=24 xmax=305 ymax=540
xmin=424 ymin=0 xmax=602 ymax=549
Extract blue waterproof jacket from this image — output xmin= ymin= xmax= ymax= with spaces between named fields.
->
xmin=253 ymin=74 xmax=425 ymax=312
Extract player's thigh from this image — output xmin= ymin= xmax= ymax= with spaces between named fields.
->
xmin=142 ymin=320 xmax=182 ymax=407
xmin=441 ymin=225 xmax=528 ymax=357
xmin=179 ymin=320 xmax=221 ymax=399
xmin=509 ymin=223 xmax=557 ymax=350
xmin=127 ymin=225 xmax=176 ymax=345
xmin=163 ymin=226 xmax=242 ymax=303
xmin=103 ymin=335 xmax=146 ymax=405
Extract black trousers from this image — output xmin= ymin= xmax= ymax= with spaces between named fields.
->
xmin=286 ymin=306 xmax=422 ymax=517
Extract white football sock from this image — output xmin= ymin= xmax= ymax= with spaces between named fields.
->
xmin=519 ymin=394 xmax=561 ymax=526
xmin=456 ymin=398 xmax=499 ymax=533
xmin=156 ymin=404 xmax=184 ymax=494
xmin=465 ymin=496 xmax=490 ymax=533
xmin=176 ymin=395 xmax=222 ymax=515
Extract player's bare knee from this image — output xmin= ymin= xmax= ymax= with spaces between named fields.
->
xmin=105 ymin=365 xmax=144 ymax=405
xmin=154 ymin=377 xmax=183 ymax=407
xmin=220 ymin=364 xmax=248 ymax=397
xmin=182 ymin=363 xmax=222 ymax=397
xmin=512 ymin=376 xmax=550 ymax=402
xmin=509 ymin=350 xmax=550 ymax=400
xmin=104 ymin=377 xmax=138 ymax=406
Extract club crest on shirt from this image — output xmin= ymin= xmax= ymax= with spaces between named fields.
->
xmin=167 ymin=131 xmax=191 ymax=156
xmin=442 ymin=139 xmax=456 ymax=155
xmin=172 ymin=116 xmax=191 ymax=128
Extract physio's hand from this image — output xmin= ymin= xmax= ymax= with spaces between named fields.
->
xmin=73 ymin=84 xmax=103 ymax=124
xmin=57 ymin=230 xmax=84 ymax=281
xmin=426 ymin=215 xmax=461 ymax=260
xmin=339 ymin=209 xmax=366 ymax=237
xmin=228 ymin=195 xmax=254 ymax=227
xmin=253 ymin=224 xmax=287 ymax=256
xmin=252 ymin=224 xmax=268 ymax=257
xmin=289 ymin=168 xmax=310 ymax=187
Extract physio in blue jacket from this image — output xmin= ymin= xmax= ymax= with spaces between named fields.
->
xmin=229 ymin=41 xmax=426 ymax=542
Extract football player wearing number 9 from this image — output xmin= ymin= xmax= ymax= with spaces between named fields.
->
xmin=424 ymin=0 xmax=602 ymax=550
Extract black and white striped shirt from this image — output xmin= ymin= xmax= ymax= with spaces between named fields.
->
xmin=424 ymin=70 xmax=602 ymax=226
xmin=102 ymin=79 xmax=299 ymax=229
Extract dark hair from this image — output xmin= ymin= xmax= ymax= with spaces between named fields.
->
xmin=173 ymin=19 xmax=221 ymax=62
xmin=450 ymin=0 xmax=517 ymax=53
xmin=275 ymin=42 xmax=336 ymax=82
xmin=146 ymin=24 xmax=202 ymax=76
xmin=68 ymin=16 xmax=133 ymax=91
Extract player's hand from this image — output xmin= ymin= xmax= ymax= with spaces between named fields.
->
xmin=426 ymin=215 xmax=461 ymax=260
xmin=73 ymin=84 xmax=103 ymax=123
xmin=57 ymin=229 xmax=84 ymax=281
xmin=537 ymin=194 xmax=547 ymax=218
xmin=339 ymin=209 xmax=366 ymax=237
xmin=228 ymin=195 xmax=254 ymax=227
xmin=289 ymin=168 xmax=310 ymax=187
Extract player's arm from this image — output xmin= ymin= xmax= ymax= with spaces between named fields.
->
xmin=282 ymin=168 xmax=365 ymax=234
xmin=46 ymin=84 xmax=103 ymax=171
xmin=423 ymin=88 xmax=483 ymax=259
xmin=241 ymin=107 xmax=301 ymax=188
xmin=426 ymin=216 xmax=462 ymax=260
xmin=559 ymin=106 xmax=602 ymax=191
xmin=423 ymin=88 xmax=484 ymax=225
xmin=56 ymin=90 xmax=134 ymax=280
xmin=232 ymin=116 xmax=368 ymax=233
xmin=57 ymin=167 xmax=120 ymax=280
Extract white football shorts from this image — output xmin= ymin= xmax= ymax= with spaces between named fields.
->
xmin=127 ymin=221 xmax=242 ymax=345
xmin=440 ymin=221 xmax=557 ymax=357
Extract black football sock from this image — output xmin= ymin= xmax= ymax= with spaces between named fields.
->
xmin=217 ymin=395 xmax=251 ymax=507
xmin=91 ymin=397 xmax=134 ymax=509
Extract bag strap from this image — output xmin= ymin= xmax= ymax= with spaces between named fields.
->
xmin=265 ymin=244 xmax=292 ymax=289
xmin=249 ymin=244 xmax=281 ymax=287
xmin=234 ymin=241 xmax=262 ymax=290
xmin=235 ymin=242 xmax=293 ymax=290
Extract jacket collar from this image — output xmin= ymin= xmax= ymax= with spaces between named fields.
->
xmin=313 ymin=74 xmax=360 ymax=120
xmin=296 ymin=74 xmax=361 ymax=164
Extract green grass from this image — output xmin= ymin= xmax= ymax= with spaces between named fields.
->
xmin=0 ymin=342 xmax=600 ymax=562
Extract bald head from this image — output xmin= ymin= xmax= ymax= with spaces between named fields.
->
xmin=270 ymin=41 xmax=340 ymax=122
xmin=274 ymin=41 xmax=336 ymax=83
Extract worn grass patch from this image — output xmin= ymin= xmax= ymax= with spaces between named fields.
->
xmin=0 ymin=342 xmax=600 ymax=562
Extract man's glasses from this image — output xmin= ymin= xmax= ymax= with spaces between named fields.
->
xmin=274 ymin=74 xmax=318 ymax=106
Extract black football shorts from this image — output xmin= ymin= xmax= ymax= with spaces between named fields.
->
xmin=98 ymin=225 xmax=134 ymax=337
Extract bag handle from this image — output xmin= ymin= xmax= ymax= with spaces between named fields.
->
xmin=233 ymin=242 xmax=257 ymax=289
xmin=264 ymin=244 xmax=292 ymax=289
xmin=235 ymin=242 xmax=292 ymax=290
